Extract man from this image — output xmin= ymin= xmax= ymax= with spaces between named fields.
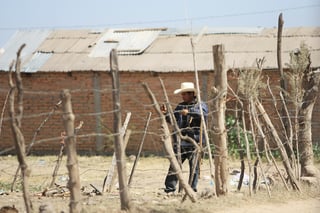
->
xmin=161 ymin=82 xmax=208 ymax=193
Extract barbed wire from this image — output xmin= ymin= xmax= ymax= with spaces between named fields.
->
xmin=0 ymin=80 xmax=319 ymax=159
xmin=0 ymin=80 xmax=317 ymax=207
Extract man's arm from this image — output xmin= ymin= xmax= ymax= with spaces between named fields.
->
xmin=188 ymin=102 xmax=208 ymax=119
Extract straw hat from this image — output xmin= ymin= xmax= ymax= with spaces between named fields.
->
xmin=173 ymin=82 xmax=196 ymax=94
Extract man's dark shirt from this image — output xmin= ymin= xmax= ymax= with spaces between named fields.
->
xmin=167 ymin=98 xmax=208 ymax=147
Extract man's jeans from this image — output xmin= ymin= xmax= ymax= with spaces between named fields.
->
xmin=164 ymin=146 xmax=199 ymax=193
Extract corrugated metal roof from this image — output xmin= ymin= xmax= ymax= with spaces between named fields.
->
xmin=0 ymin=27 xmax=319 ymax=72
xmin=162 ymin=27 xmax=264 ymax=36
xmin=22 ymin=52 xmax=53 ymax=73
xmin=117 ymin=30 xmax=320 ymax=71
xmin=89 ymin=28 xmax=164 ymax=57
xmin=38 ymin=29 xmax=102 ymax=53
xmin=40 ymin=53 xmax=108 ymax=71
xmin=88 ymin=29 xmax=118 ymax=58
xmin=261 ymin=27 xmax=320 ymax=37
xmin=0 ymin=29 xmax=52 ymax=71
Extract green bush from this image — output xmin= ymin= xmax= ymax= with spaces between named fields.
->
xmin=313 ymin=143 xmax=320 ymax=162
xmin=226 ymin=115 xmax=254 ymax=159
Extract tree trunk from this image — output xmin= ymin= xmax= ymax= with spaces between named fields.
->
xmin=212 ymin=44 xmax=228 ymax=196
xmin=298 ymin=68 xmax=320 ymax=177
xmin=298 ymin=103 xmax=319 ymax=177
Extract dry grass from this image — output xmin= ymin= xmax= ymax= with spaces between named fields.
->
xmin=0 ymin=155 xmax=319 ymax=212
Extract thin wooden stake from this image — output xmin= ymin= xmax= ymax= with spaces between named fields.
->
xmin=49 ymin=131 xmax=66 ymax=188
xmin=50 ymin=121 xmax=83 ymax=188
xmin=103 ymin=112 xmax=131 ymax=193
xmin=128 ymin=112 xmax=152 ymax=186
xmin=190 ymin=38 xmax=214 ymax=184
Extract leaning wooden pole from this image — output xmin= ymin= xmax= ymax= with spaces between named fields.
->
xmin=103 ymin=112 xmax=131 ymax=193
xmin=49 ymin=131 xmax=66 ymax=188
xmin=256 ymin=100 xmax=301 ymax=191
xmin=159 ymin=78 xmax=183 ymax=192
xmin=110 ymin=49 xmax=132 ymax=211
xmin=212 ymin=44 xmax=228 ymax=196
xmin=277 ymin=13 xmax=294 ymax=163
xmin=8 ymin=44 xmax=33 ymax=213
xmin=61 ymin=89 xmax=81 ymax=213
xmin=190 ymin=38 xmax=215 ymax=183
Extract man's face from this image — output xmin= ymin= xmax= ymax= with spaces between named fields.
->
xmin=181 ymin=92 xmax=194 ymax=103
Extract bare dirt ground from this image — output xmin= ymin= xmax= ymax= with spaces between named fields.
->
xmin=0 ymin=155 xmax=319 ymax=213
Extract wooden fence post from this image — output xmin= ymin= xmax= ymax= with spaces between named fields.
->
xmin=110 ymin=49 xmax=132 ymax=211
xmin=8 ymin=44 xmax=33 ymax=213
xmin=61 ymin=89 xmax=81 ymax=213
xmin=212 ymin=44 xmax=228 ymax=196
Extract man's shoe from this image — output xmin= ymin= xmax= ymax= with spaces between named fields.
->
xmin=164 ymin=187 xmax=175 ymax=193
xmin=157 ymin=189 xmax=176 ymax=197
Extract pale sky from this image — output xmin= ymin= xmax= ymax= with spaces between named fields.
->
xmin=0 ymin=0 xmax=319 ymax=47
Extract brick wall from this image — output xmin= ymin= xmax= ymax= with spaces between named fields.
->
xmin=0 ymin=71 xmax=214 ymax=155
xmin=0 ymin=69 xmax=319 ymax=155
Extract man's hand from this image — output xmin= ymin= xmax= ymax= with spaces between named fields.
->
xmin=181 ymin=109 xmax=188 ymax=116
xmin=160 ymin=104 xmax=167 ymax=114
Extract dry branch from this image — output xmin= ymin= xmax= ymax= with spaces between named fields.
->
xmin=8 ymin=44 xmax=33 ymax=213
xmin=227 ymin=85 xmax=247 ymax=191
xmin=27 ymin=100 xmax=62 ymax=154
xmin=11 ymin=100 xmax=62 ymax=191
xmin=50 ymin=121 xmax=83 ymax=188
xmin=266 ymin=77 xmax=298 ymax=177
xmin=250 ymin=101 xmax=272 ymax=197
xmin=255 ymin=100 xmax=301 ymax=191
xmin=0 ymin=90 xmax=10 ymax=136
xmin=128 ymin=112 xmax=152 ymax=186
xmin=49 ymin=131 xmax=66 ymax=188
